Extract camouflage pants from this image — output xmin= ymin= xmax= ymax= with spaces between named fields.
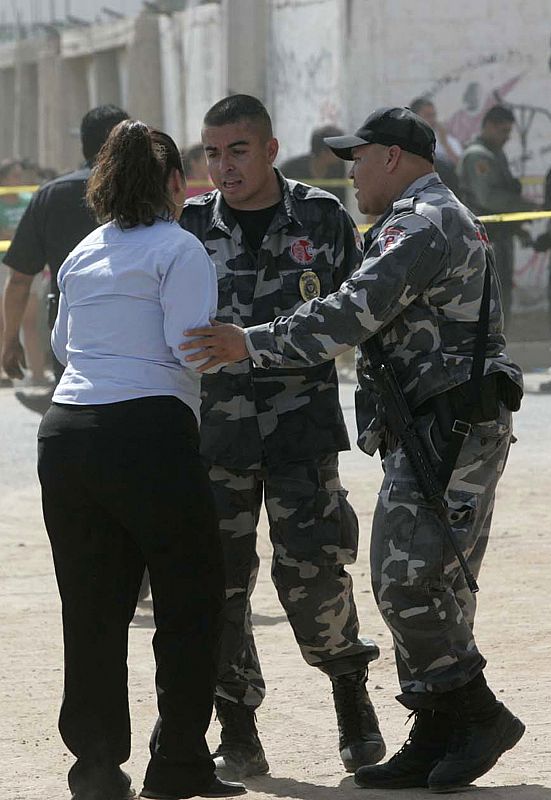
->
xmin=370 ymin=404 xmax=513 ymax=696
xmin=209 ymin=454 xmax=376 ymax=708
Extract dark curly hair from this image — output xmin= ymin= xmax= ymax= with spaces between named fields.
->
xmin=87 ymin=120 xmax=185 ymax=229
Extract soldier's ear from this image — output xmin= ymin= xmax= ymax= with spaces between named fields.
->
xmin=266 ymin=137 xmax=279 ymax=165
xmin=385 ymin=145 xmax=402 ymax=173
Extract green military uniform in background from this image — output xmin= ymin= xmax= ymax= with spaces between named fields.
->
xmin=459 ymin=135 xmax=537 ymax=326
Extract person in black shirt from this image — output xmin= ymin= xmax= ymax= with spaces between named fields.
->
xmin=1 ymin=105 xmax=129 ymax=401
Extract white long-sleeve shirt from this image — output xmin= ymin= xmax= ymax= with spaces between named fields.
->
xmin=52 ymin=218 xmax=217 ymax=423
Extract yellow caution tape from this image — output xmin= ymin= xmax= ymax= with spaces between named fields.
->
xmin=0 ymin=185 xmax=38 ymax=195
xmin=479 ymin=210 xmax=551 ymax=223
xmin=1 ymin=184 xmax=549 ymax=252
xmin=358 ymin=209 xmax=551 ymax=232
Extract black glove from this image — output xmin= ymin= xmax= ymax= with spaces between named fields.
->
xmin=514 ymin=225 xmax=533 ymax=247
xmin=533 ymin=232 xmax=551 ymax=252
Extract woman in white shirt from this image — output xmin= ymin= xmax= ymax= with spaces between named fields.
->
xmin=37 ymin=121 xmax=245 ymax=800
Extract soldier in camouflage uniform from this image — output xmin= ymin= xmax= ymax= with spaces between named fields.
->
xmin=180 ymin=94 xmax=385 ymax=779
xmin=459 ymin=104 xmax=538 ymax=328
xmin=183 ymin=107 xmax=526 ymax=793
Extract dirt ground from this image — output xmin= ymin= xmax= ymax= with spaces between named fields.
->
xmin=1 ymin=376 xmax=550 ymax=800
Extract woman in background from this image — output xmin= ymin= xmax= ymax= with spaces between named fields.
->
xmin=37 ymin=120 xmax=245 ymax=800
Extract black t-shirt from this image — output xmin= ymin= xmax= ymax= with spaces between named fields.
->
xmin=230 ymin=201 xmax=281 ymax=253
xmin=4 ymin=167 xmax=97 ymax=295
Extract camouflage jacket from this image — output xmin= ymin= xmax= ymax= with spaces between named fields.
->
xmin=244 ymin=173 xmax=523 ymax=456
xmin=181 ymin=169 xmax=363 ymax=468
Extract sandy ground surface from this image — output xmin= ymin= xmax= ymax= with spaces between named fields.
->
xmin=1 ymin=375 xmax=550 ymax=800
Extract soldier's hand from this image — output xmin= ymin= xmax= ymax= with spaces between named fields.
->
xmin=180 ymin=320 xmax=249 ymax=372
xmin=1 ymin=336 xmax=26 ymax=379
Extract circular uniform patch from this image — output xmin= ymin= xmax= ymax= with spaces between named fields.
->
xmin=290 ymin=237 xmax=315 ymax=265
xmin=299 ymin=270 xmax=321 ymax=301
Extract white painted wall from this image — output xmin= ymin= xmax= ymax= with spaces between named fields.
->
xmin=176 ymin=3 xmax=225 ymax=145
xmin=268 ymin=0 xmax=347 ymax=162
xmin=344 ymin=0 xmax=551 ymax=308
xmin=346 ymin=0 xmax=551 ymax=182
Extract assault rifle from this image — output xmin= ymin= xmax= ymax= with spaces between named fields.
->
xmin=365 ymin=336 xmax=479 ymax=594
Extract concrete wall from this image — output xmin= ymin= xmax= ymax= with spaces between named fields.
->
xmin=346 ymin=0 xmax=551 ymax=183
xmin=0 ymin=0 xmax=549 ymax=319
xmin=1 ymin=0 xmax=550 ymax=182
xmin=268 ymin=0 xmax=347 ymax=163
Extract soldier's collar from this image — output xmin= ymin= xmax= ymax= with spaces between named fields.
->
xmin=366 ymin=172 xmax=440 ymax=245
xmin=207 ymin=169 xmax=294 ymax=235
xmin=400 ymin=171 xmax=440 ymax=198
xmin=275 ymin=168 xmax=302 ymax=226
xmin=209 ymin=192 xmax=234 ymax=235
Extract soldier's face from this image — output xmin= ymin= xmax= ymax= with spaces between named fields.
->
xmin=349 ymin=144 xmax=390 ymax=216
xmin=484 ymin=121 xmax=513 ymax=149
xmin=202 ymin=121 xmax=279 ymax=210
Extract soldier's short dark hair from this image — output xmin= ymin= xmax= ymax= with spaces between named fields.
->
xmin=310 ymin=125 xmax=344 ymax=155
xmin=203 ymin=94 xmax=273 ymax=140
xmin=410 ymin=97 xmax=433 ymax=115
xmin=80 ymin=105 xmax=130 ymax=165
xmin=482 ymin=105 xmax=515 ymax=127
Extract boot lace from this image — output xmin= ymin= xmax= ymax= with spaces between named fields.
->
xmin=332 ymin=675 xmax=379 ymax=741
xmin=215 ymin=698 xmax=260 ymax=751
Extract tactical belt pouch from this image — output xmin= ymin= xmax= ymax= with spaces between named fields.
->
xmin=416 ymin=372 xmax=521 ymax=427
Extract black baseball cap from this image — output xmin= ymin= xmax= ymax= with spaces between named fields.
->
xmin=324 ymin=106 xmax=436 ymax=162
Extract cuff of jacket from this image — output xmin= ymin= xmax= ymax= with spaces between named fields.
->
xmin=244 ymin=324 xmax=284 ymax=368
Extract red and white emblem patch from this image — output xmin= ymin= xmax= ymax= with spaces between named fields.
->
xmin=378 ymin=226 xmax=405 ymax=254
xmin=290 ymin=237 xmax=316 ymax=265
xmin=354 ymin=228 xmax=364 ymax=253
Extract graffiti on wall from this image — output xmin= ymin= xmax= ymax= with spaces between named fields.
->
xmin=420 ymin=50 xmax=551 ymax=316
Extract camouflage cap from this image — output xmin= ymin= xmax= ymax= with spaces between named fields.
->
xmin=324 ymin=106 xmax=436 ymax=162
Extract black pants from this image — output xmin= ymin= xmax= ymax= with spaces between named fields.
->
xmin=37 ymin=396 xmax=224 ymax=797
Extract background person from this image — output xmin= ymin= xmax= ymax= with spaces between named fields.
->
xmin=0 ymin=159 xmax=46 ymax=386
xmin=181 ymin=106 xmax=525 ymax=794
xmin=280 ymin=123 xmax=349 ymax=203
xmin=37 ymin=120 xmax=244 ymax=800
xmin=181 ymin=94 xmax=385 ymax=780
xmin=182 ymin=143 xmax=212 ymax=198
xmin=410 ymin=97 xmax=462 ymax=196
xmin=1 ymin=105 xmax=129 ymax=411
xmin=459 ymin=104 xmax=538 ymax=329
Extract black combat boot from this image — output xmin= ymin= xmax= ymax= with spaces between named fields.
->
xmin=68 ymin=764 xmax=135 ymax=800
xmin=330 ymin=669 xmax=386 ymax=771
xmin=355 ymin=708 xmax=450 ymax=789
xmin=212 ymin=697 xmax=269 ymax=780
xmin=428 ymin=673 xmax=525 ymax=793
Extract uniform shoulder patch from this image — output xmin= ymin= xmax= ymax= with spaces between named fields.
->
xmin=184 ymin=190 xmax=216 ymax=208
xmin=474 ymin=159 xmax=491 ymax=176
xmin=378 ymin=225 xmax=406 ymax=254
